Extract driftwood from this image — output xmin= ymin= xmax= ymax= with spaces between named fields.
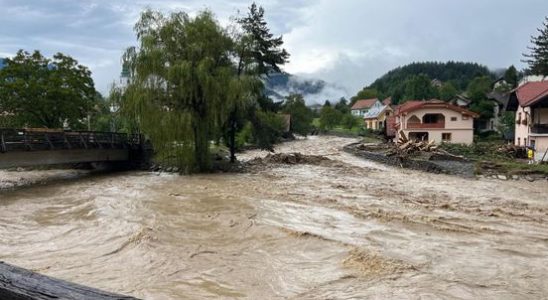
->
xmin=385 ymin=132 xmax=466 ymax=161
xmin=390 ymin=132 xmax=439 ymax=156
xmin=0 ymin=262 xmax=138 ymax=300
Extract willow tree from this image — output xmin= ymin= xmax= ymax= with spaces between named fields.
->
xmin=122 ymin=10 xmax=237 ymax=172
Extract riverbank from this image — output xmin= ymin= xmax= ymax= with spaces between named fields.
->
xmin=1 ymin=136 xmax=547 ymax=299
xmin=0 ymin=169 xmax=90 ymax=190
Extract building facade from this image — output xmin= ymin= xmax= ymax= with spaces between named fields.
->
xmin=351 ymin=98 xmax=377 ymax=117
xmin=393 ymin=100 xmax=478 ymax=145
xmin=363 ymin=100 xmax=393 ymax=130
xmin=507 ymin=81 xmax=548 ymax=161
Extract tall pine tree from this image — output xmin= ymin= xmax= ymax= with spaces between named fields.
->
xmin=223 ymin=2 xmax=290 ymax=163
xmin=523 ymin=17 xmax=548 ymax=75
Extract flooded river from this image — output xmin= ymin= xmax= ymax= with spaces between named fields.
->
xmin=1 ymin=136 xmax=547 ymax=299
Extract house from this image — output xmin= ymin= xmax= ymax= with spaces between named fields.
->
xmin=506 ymin=80 xmax=548 ymax=161
xmin=351 ymin=98 xmax=378 ymax=117
xmin=363 ymin=100 xmax=393 ymax=130
xmin=449 ymin=94 xmax=472 ymax=108
xmin=392 ymin=99 xmax=479 ymax=145
xmin=450 ymin=93 xmax=506 ymax=133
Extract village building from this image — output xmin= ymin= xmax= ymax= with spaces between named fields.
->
xmin=390 ymin=99 xmax=479 ymax=145
xmin=449 ymin=93 xmax=506 ymax=133
xmin=507 ymin=80 xmax=548 ymax=161
xmin=351 ymin=98 xmax=378 ymax=117
xmin=363 ymin=100 xmax=393 ymax=130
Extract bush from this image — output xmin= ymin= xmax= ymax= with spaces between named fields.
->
xmin=235 ymin=121 xmax=253 ymax=149
xmin=252 ymin=111 xmax=285 ymax=151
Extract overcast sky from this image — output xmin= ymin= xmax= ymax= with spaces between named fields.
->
xmin=1 ymin=0 xmax=547 ymax=97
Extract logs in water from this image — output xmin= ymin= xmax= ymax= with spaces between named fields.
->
xmin=0 ymin=262 xmax=138 ymax=300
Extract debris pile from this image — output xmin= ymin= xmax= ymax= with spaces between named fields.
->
xmin=496 ymin=144 xmax=527 ymax=159
xmin=247 ymin=152 xmax=331 ymax=166
xmin=389 ymin=131 xmax=439 ymax=156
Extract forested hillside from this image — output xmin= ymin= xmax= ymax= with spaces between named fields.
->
xmin=354 ymin=61 xmax=495 ymax=104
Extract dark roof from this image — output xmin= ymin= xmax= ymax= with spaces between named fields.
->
xmin=396 ymin=99 xmax=479 ymax=118
xmin=351 ymin=98 xmax=378 ymax=110
xmin=487 ymin=91 xmax=509 ymax=110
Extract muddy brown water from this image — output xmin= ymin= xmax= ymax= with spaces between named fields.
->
xmin=1 ymin=136 xmax=547 ymax=299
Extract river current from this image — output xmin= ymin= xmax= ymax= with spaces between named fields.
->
xmin=1 ymin=136 xmax=547 ymax=299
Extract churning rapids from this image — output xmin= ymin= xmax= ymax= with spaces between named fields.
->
xmin=1 ymin=136 xmax=547 ymax=299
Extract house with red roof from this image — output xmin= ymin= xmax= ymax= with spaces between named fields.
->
xmin=391 ymin=99 xmax=479 ymax=145
xmin=351 ymin=98 xmax=378 ymax=117
xmin=506 ymin=80 xmax=548 ymax=161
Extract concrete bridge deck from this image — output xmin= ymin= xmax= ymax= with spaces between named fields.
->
xmin=0 ymin=129 xmax=144 ymax=169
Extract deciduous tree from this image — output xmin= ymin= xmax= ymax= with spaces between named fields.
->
xmin=0 ymin=50 xmax=95 ymax=128
xmin=282 ymin=94 xmax=313 ymax=136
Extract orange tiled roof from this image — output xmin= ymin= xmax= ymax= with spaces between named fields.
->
xmin=395 ymin=99 xmax=479 ymax=118
xmin=351 ymin=98 xmax=378 ymax=110
xmin=515 ymin=81 xmax=548 ymax=107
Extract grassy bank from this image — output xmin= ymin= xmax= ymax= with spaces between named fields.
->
xmin=440 ymin=141 xmax=548 ymax=176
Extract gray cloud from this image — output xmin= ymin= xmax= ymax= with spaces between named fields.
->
xmin=0 ymin=0 xmax=546 ymax=98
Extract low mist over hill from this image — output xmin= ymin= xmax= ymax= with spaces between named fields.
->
xmin=265 ymin=73 xmax=348 ymax=105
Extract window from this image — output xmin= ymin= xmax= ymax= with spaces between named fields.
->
xmin=451 ymin=117 xmax=457 ymax=121
xmin=524 ymin=138 xmax=527 ymax=146
xmin=442 ymin=133 xmax=452 ymax=142
xmin=517 ymin=113 xmax=522 ymax=124
xmin=517 ymin=138 xmax=521 ymax=146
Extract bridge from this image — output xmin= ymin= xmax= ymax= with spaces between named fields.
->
xmin=0 ymin=128 xmax=148 ymax=169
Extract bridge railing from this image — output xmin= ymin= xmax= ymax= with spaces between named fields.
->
xmin=0 ymin=129 xmax=142 ymax=153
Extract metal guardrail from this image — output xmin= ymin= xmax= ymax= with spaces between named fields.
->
xmin=0 ymin=129 xmax=142 ymax=153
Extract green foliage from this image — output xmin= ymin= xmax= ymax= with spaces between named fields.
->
xmin=341 ymin=114 xmax=361 ymax=130
xmin=403 ymin=74 xmax=438 ymax=101
xmin=216 ymin=2 xmax=290 ymax=161
xmin=236 ymin=2 xmax=289 ymax=75
xmin=440 ymin=141 xmax=510 ymax=161
xmin=282 ymin=94 xmax=313 ymax=136
xmin=470 ymin=100 xmax=495 ymax=120
xmin=359 ymin=61 xmax=492 ymax=104
xmin=466 ymin=76 xmax=491 ymax=102
xmin=503 ymin=65 xmax=519 ymax=88
xmin=467 ymin=76 xmax=496 ymax=121
xmin=122 ymin=10 xmax=244 ymax=172
xmin=235 ymin=121 xmax=253 ymax=149
xmin=334 ymin=97 xmax=350 ymax=114
xmin=252 ymin=111 xmax=285 ymax=150
xmin=523 ymin=17 xmax=548 ymax=75
xmin=319 ymin=106 xmax=343 ymax=130
xmin=351 ymin=88 xmax=378 ymax=105
xmin=439 ymin=82 xmax=458 ymax=101
xmin=0 ymin=50 xmax=96 ymax=128
xmin=497 ymin=111 xmax=516 ymax=138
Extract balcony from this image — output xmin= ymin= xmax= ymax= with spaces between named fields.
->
xmin=531 ymin=124 xmax=548 ymax=134
xmin=407 ymin=122 xmax=445 ymax=129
